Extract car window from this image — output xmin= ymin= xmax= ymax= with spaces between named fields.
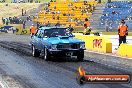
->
xmin=44 ymin=28 xmax=73 ymax=37
xmin=39 ymin=31 xmax=44 ymax=38
xmin=35 ymin=30 xmax=43 ymax=38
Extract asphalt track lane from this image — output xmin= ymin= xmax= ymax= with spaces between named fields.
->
xmin=0 ymin=34 xmax=132 ymax=88
xmin=0 ymin=41 xmax=132 ymax=88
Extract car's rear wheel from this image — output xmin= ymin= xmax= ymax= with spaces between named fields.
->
xmin=32 ymin=45 xmax=40 ymax=57
xmin=44 ymin=48 xmax=50 ymax=61
xmin=77 ymin=50 xmax=84 ymax=61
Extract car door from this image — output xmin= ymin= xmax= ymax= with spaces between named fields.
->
xmin=37 ymin=30 xmax=44 ymax=50
xmin=36 ymin=30 xmax=44 ymax=50
xmin=32 ymin=29 xmax=41 ymax=49
xmin=41 ymin=30 xmax=49 ymax=50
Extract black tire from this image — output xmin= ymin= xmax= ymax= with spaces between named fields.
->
xmin=77 ymin=50 xmax=84 ymax=61
xmin=44 ymin=48 xmax=50 ymax=61
xmin=32 ymin=45 xmax=40 ymax=57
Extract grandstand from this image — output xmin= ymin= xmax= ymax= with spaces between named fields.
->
xmin=1 ymin=0 xmax=132 ymax=33
xmin=33 ymin=0 xmax=98 ymax=30
xmin=99 ymin=1 xmax=132 ymax=31
xmin=0 ymin=3 xmax=42 ymax=25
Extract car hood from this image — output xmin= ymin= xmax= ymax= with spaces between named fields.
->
xmin=46 ymin=36 xmax=84 ymax=44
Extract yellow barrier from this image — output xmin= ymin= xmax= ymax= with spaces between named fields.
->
xmin=74 ymin=34 xmax=112 ymax=53
xmin=117 ymin=44 xmax=132 ymax=58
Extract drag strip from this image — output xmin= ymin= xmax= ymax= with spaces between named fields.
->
xmin=0 ymin=41 xmax=132 ymax=88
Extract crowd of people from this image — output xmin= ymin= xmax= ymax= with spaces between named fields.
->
xmin=2 ymin=17 xmax=23 ymax=25
xmin=0 ymin=0 xmax=41 ymax=3
xmin=37 ymin=1 xmax=96 ymax=27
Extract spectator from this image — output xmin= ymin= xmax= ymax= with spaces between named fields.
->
xmin=67 ymin=24 xmax=74 ymax=32
xmin=74 ymin=18 xmax=78 ymax=22
xmin=57 ymin=10 xmax=61 ymax=14
xmin=22 ymin=9 xmax=24 ymax=16
xmin=105 ymin=21 xmax=109 ymax=32
xmin=5 ymin=18 xmax=9 ymax=25
xmin=9 ymin=17 xmax=12 ymax=24
xmin=92 ymin=4 xmax=95 ymax=11
xmin=84 ymin=1 xmax=87 ymax=5
xmin=24 ymin=10 xmax=26 ymax=15
xmin=46 ymin=21 xmax=51 ymax=27
xmin=55 ymin=21 xmax=61 ymax=27
xmin=57 ymin=15 xmax=60 ymax=20
xmin=63 ymin=13 xmax=66 ymax=16
xmin=54 ymin=6 xmax=56 ymax=9
xmin=52 ymin=15 xmax=55 ymax=20
xmin=23 ymin=20 xmax=26 ymax=29
xmin=2 ymin=17 xmax=5 ymax=24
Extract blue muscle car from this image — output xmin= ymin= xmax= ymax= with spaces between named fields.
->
xmin=30 ymin=26 xmax=85 ymax=61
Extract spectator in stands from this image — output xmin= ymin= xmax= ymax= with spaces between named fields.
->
xmin=22 ymin=9 xmax=24 ymax=16
xmin=5 ymin=18 xmax=9 ymax=25
xmin=84 ymin=1 xmax=86 ymax=5
xmin=57 ymin=15 xmax=60 ymax=20
xmin=105 ymin=21 xmax=110 ymax=32
xmin=118 ymin=20 xmax=128 ymax=47
xmin=57 ymin=10 xmax=61 ymax=14
xmin=92 ymin=4 xmax=95 ymax=11
xmin=72 ymin=7 xmax=75 ymax=11
xmin=9 ymin=17 xmax=12 ymax=24
xmin=55 ymin=21 xmax=61 ymax=27
xmin=74 ymin=18 xmax=78 ymax=22
xmin=52 ymin=15 xmax=55 ymax=20
xmin=54 ymin=6 xmax=56 ymax=10
xmin=77 ymin=19 xmax=83 ymax=26
xmin=112 ymin=11 xmax=116 ymax=15
xmin=67 ymin=24 xmax=74 ymax=32
xmin=46 ymin=21 xmax=51 ymax=27
xmin=73 ymin=0 xmax=78 ymax=2
xmin=23 ymin=20 xmax=26 ymax=29
xmin=68 ymin=18 xmax=73 ymax=22
xmin=63 ymin=13 xmax=66 ymax=16
xmin=2 ymin=17 xmax=5 ymax=24
xmin=75 ymin=6 xmax=77 ymax=9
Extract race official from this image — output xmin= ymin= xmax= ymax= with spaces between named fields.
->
xmin=30 ymin=24 xmax=36 ymax=37
xmin=84 ymin=18 xmax=90 ymax=28
xmin=118 ymin=20 xmax=128 ymax=46
xmin=83 ymin=24 xmax=91 ymax=35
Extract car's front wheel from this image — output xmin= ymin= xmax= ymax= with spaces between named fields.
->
xmin=32 ymin=45 xmax=40 ymax=57
xmin=44 ymin=48 xmax=50 ymax=61
xmin=77 ymin=50 xmax=84 ymax=61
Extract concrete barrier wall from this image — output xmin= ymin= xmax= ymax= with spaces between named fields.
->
xmin=74 ymin=33 xmax=112 ymax=53
xmin=117 ymin=44 xmax=132 ymax=58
